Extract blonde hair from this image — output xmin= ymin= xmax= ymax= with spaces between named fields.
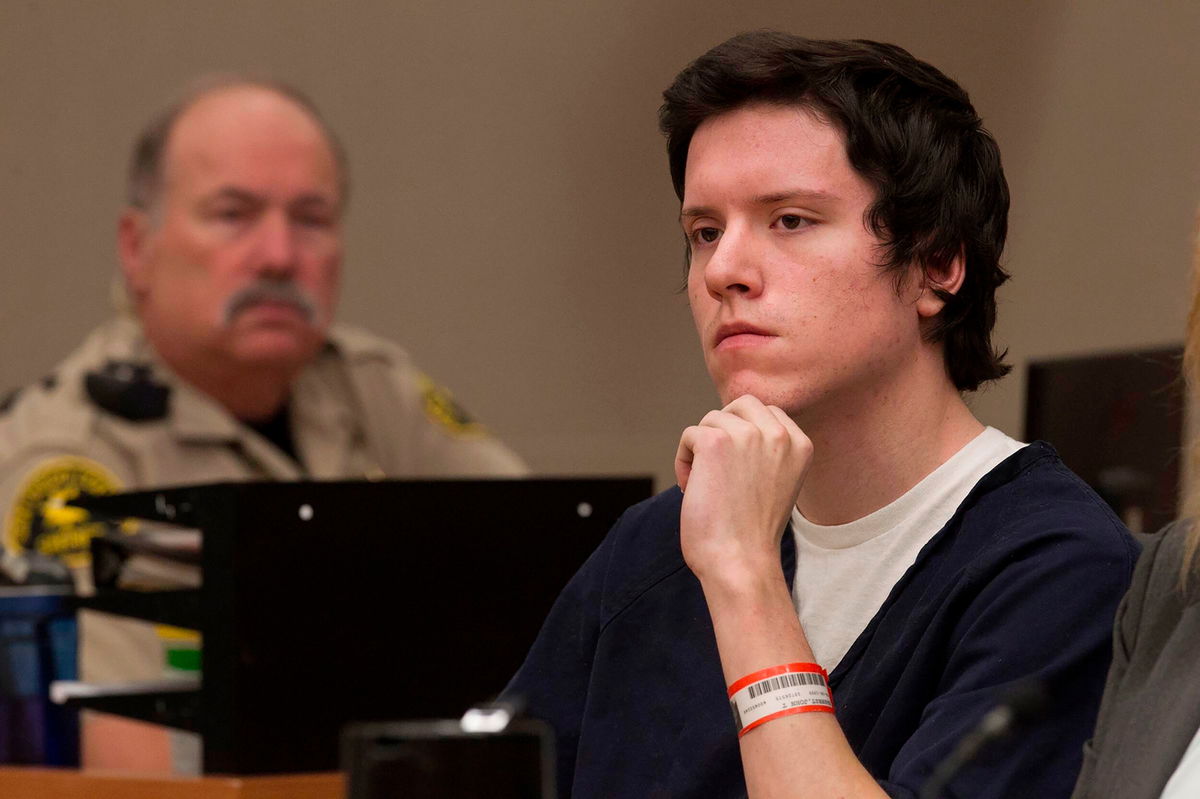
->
xmin=1181 ymin=213 xmax=1200 ymax=581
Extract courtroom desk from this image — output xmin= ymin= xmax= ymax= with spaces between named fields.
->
xmin=0 ymin=767 xmax=344 ymax=799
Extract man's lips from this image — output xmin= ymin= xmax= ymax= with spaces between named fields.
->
xmin=234 ymin=300 xmax=311 ymax=325
xmin=713 ymin=323 xmax=776 ymax=350
xmin=244 ymin=299 xmax=303 ymax=312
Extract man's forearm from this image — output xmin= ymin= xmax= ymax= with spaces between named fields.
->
xmin=700 ymin=567 xmax=888 ymax=799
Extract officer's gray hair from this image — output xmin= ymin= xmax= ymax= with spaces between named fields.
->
xmin=126 ymin=74 xmax=350 ymax=216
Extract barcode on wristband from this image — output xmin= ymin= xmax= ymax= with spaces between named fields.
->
xmin=729 ymin=668 xmax=834 ymax=734
xmin=746 ymin=670 xmax=826 ymax=698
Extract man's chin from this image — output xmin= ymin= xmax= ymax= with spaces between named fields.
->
xmin=715 ymin=376 xmax=806 ymax=415
xmin=228 ymin=327 xmax=324 ymax=368
xmin=714 ymin=371 xmax=774 ymax=404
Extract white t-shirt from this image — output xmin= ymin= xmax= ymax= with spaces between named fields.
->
xmin=791 ymin=426 xmax=1025 ymax=672
xmin=1160 ymin=724 xmax=1200 ymax=798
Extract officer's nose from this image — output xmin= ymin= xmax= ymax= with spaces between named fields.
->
xmin=252 ymin=209 xmax=299 ymax=278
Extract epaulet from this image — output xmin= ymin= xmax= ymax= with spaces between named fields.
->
xmin=0 ymin=388 xmax=21 ymax=414
xmin=326 ymin=325 xmax=405 ymax=364
xmin=1 ymin=374 xmax=58 ymax=416
xmin=84 ymin=360 xmax=170 ymax=422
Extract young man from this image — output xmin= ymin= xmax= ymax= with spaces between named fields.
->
xmin=506 ymin=32 xmax=1138 ymax=798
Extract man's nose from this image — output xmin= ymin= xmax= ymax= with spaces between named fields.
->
xmin=703 ymin=225 xmax=764 ymax=302
xmin=252 ymin=210 xmax=299 ymax=276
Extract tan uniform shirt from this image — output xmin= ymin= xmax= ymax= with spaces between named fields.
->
xmin=0 ymin=315 xmax=527 ymax=680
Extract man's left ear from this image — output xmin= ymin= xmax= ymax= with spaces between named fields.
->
xmin=117 ymin=207 xmax=154 ymax=300
xmin=915 ymin=255 xmax=966 ymax=319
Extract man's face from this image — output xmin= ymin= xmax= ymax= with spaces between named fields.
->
xmin=682 ymin=103 xmax=924 ymax=419
xmin=123 ymin=87 xmax=343 ymax=372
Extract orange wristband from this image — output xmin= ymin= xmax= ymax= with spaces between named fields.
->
xmin=728 ymin=662 xmax=834 ymax=736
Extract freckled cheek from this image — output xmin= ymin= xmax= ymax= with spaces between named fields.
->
xmin=823 ymin=266 xmax=882 ymax=317
xmin=789 ymin=268 xmax=867 ymax=328
xmin=686 ymin=282 xmax=713 ymax=334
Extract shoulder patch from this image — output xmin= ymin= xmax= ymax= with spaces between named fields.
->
xmin=419 ymin=375 xmax=486 ymax=438
xmin=0 ymin=387 xmax=21 ymax=414
xmin=85 ymin=360 xmax=170 ymax=421
xmin=4 ymin=456 xmax=134 ymax=569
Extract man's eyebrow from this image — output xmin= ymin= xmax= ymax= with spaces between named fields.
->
xmin=680 ymin=189 xmax=838 ymax=220
xmin=206 ymin=186 xmax=263 ymax=204
xmin=679 ymin=205 xmax=715 ymax=220
xmin=204 ymin=187 xmax=338 ymax=208
xmin=751 ymin=189 xmax=836 ymax=206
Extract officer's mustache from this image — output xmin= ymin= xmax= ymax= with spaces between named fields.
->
xmin=221 ymin=279 xmax=319 ymax=326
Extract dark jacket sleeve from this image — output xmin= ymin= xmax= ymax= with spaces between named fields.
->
xmin=877 ymin=509 xmax=1138 ymax=799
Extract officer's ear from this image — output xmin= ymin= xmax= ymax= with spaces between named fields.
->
xmin=117 ymin=207 xmax=154 ymax=301
xmin=915 ymin=254 xmax=966 ymax=320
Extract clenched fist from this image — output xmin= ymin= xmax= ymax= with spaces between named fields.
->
xmin=675 ymin=394 xmax=813 ymax=587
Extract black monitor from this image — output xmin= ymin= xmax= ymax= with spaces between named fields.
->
xmin=342 ymin=717 xmax=555 ymax=799
xmin=70 ymin=477 xmax=652 ymax=774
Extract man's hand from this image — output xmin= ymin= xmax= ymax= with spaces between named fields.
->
xmin=675 ymin=396 xmax=886 ymax=799
xmin=675 ymin=394 xmax=813 ymax=585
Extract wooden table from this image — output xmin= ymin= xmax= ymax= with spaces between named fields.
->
xmin=0 ymin=767 xmax=344 ymax=799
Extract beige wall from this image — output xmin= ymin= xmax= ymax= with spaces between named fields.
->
xmin=1 ymin=1 xmax=1196 ymax=491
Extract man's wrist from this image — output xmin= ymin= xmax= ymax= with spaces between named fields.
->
xmin=695 ymin=557 xmax=788 ymax=606
xmin=697 ymin=565 xmax=801 ymax=656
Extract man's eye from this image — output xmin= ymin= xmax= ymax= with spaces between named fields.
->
xmin=693 ymin=227 xmax=721 ymax=244
xmin=776 ymin=214 xmax=809 ymax=230
xmin=294 ymin=212 xmax=333 ymax=229
xmin=212 ymin=207 xmax=250 ymax=223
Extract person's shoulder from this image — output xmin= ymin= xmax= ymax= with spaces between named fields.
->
xmin=1 ymin=318 xmax=170 ymax=448
xmin=611 ymin=486 xmax=685 ymax=536
xmin=976 ymin=441 xmax=1114 ymax=507
xmin=1145 ymin=518 xmax=1194 ymax=563
xmin=2 ymin=347 xmax=97 ymax=453
xmin=324 ymin=324 xmax=428 ymax=403
xmin=593 ymin=487 xmax=691 ymax=613
xmin=326 ymin=324 xmax=415 ymax=368
xmin=0 ymin=411 xmax=136 ymax=584
xmin=956 ymin=441 xmax=1140 ymax=570
xmin=0 ymin=318 xmax=150 ymax=486
xmin=1131 ymin=518 xmax=1200 ymax=608
xmin=320 ymin=324 xmax=529 ymax=474
xmin=0 ymin=319 xmax=164 ymax=582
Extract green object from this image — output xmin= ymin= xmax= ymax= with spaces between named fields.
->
xmin=165 ymin=647 xmax=201 ymax=672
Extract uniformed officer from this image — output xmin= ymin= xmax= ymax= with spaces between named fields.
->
xmin=0 ymin=76 xmax=527 ymax=588
xmin=0 ymin=76 xmax=527 ymax=771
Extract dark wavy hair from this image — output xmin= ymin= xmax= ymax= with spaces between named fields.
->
xmin=660 ymin=31 xmax=1011 ymax=392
